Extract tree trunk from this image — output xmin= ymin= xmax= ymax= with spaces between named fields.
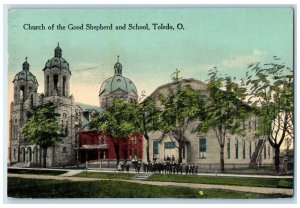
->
xmin=114 ymin=142 xmax=120 ymax=166
xmin=178 ymin=142 xmax=183 ymax=164
xmin=220 ymin=145 xmax=225 ymax=173
xmin=274 ymin=145 xmax=280 ymax=174
xmin=43 ymin=147 xmax=47 ymax=168
xmin=144 ymin=134 xmax=150 ymax=163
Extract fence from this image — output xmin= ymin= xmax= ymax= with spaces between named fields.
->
xmin=85 ymin=160 xmax=282 ymax=174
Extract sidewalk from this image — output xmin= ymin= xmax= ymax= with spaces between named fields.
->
xmin=8 ymin=167 xmax=294 ymax=179
xmin=8 ymin=173 xmax=293 ymax=196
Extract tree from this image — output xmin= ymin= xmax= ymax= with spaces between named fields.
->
xmin=246 ymin=57 xmax=293 ymax=173
xmin=22 ymin=103 xmax=61 ymax=167
xmin=134 ymin=98 xmax=161 ymax=163
xmin=159 ymin=83 xmax=204 ymax=163
xmin=90 ymin=99 xmax=137 ymax=165
xmin=198 ymin=68 xmax=247 ymax=173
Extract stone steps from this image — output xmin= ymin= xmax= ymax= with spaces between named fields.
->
xmin=133 ymin=173 xmax=153 ymax=180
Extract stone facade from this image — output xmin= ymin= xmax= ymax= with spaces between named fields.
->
xmin=9 ymin=44 xmax=82 ymax=167
xmin=143 ymin=79 xmax=274 ymax=168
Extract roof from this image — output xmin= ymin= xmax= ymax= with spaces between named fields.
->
xmin=75 ymin=102 xmax=102 ymax=112
xmin=13 ymin=70 xmax=38 ymax=84
xmin=99 ymin=75 xmax=138 ymax=96
xmin=43 ymin=44 xmax=71 ymax=72
xmin=146 ymin=78 xmax=207 ymax=100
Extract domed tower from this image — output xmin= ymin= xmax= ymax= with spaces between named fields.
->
xmin=43 ymin=43 xmax=71 ymax=97
xmin=13 ymin=57 xmax=38 ymax=103
xmin=99 ymin=56 xmax=138 ymax=107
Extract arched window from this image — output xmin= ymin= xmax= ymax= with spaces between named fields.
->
xmin=46 ymin=75 xmax=49 ymax=96
xmin=20 ymin=86 xmax=25 ymax=101
xmin=63 ymin=76 xmax=66 ymax=96
xmin=53 ymin=75 xmax=58 ymax=92
xmin=30 ymin=94 xmax=34 ymax=108
xmin=65 ymin=121 xmax=68 ymax=136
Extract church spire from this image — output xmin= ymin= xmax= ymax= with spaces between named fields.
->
xmin=54 ymin=42 xmax=62 ymax=58
xmin=22 ymin=57 xmax=29 ymax=71
xmin=114 ymin=55 xmax=122 ymax=75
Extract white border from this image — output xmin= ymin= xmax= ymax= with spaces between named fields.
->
xmin=1 ymin=1 xmax=299 ymax=207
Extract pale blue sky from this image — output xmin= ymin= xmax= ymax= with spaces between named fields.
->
xmin=8 ymin=8 xmax=294 ymax=106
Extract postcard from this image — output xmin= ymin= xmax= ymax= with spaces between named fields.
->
xmin=6 ymin=7 xmax=294 ymax=200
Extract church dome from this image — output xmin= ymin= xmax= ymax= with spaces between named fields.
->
xmin=13 ymin=58 xmax=38 ymax=84
xmin=99 ymin=75 xmax=138 ymax=96
xmin=99 ymin=57 xmax=137 ymax=97
xmin=43 ymin=43 xmax=70 ymax=71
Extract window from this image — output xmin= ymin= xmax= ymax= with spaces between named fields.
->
xmin=199 ymin=137 xmax=207 ymax=158
xmin=135 ymin=136 xmax=139 ymax=145
xmin=30 ymin=94 xmax=34 ymax=108
xmin=268 ymin=145 xmax=271 ymax=159
xmin=182 ymin=145 xmax=185 ymax=159
xmin=13 ymin=149 xmax=16 ymax=157
xmin=130 ymin=137 xmax=134 ymax=145
xmin=20 ymin=86 xmax=25 ymax=101
xmin=227 ymin=138 xmax=231 ymax=159
xmin=46 ymin=75 xmax=49 ymax=96
xmin=235 ymin=139 xmax=239 ymax=159
xmin=63 ymin=147 xmax=67 ymax=153
xmin=153 ymin=141 xmax=159 ymax=155
xmin=65 ymin=121 xmax=68 ymax=136
xmin=63 ymin=76 xmax=66 ymax=96
xmin=243 ymin=141 xmax=246 ymax=159
xmin=254 ymin=119 xmax=257 ymax=130
xmin=264 ymin=145 xmax=267 ymax=159
xmin=165 ymin=142 xmax=176 ymax=149
xmin=53 ymin=75 xmax=58 ymax=91
xmin=249 ymin=142 xmax=252 ymax=159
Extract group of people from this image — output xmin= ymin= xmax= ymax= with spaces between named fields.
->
xmin=142 ymin=161 xmax=198 ymax=175
xmin=117 ymin=159 xmax=199 ymax=175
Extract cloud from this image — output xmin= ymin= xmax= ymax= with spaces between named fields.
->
xmin=222 ymin=50 xmax=267 ymax=68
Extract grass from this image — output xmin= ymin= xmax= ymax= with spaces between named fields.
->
xmin=75 ymin=172 xmax=136 ymax=180
xmin=8 ymin=177 xmax=290 ymax=198
xmin=147 ymin=174 xmax=293 ymax=189
xmin=8 ymin=168 xmax=67 ymax=176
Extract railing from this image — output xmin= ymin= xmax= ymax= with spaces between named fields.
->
xmin=249 ymin=138 xmax=266 ymax=168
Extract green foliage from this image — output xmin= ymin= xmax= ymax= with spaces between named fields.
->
xmin=134 ymin=99 xmax=161 ymax=135
xmin=159 ymin=85 xmax=204 ymax=133
xmin=197 ymin=68 xmax=248 ymax=173
xmin=89 ymin=99 xmax=138 ymax=164
xmin=246 ymin=58 xmax=294 ymax=141
xmin=8 ymin=178 xmax=290 ymax=198
xmin=148 ymin=174 xmax=293 ymax=189
xmin=199 ymin=68 xmax=248 ymax=139
xmin=90 ymin=99 xmax=137 ymax=139
xmin=75 ymin=172 xmax=135 ymax=180
xmin=21 ymin=103 xmax=61 ymax=148
xmin=158 ymin=84 xmax=205 ymax=162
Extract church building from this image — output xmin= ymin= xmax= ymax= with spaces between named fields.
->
xmin=9 ymin=44 xmax=272 ymax=170
xmin=8 ymin=45 xmax=143 ymax=167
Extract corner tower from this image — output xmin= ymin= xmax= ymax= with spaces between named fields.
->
xmin=13 ymin=57 xmax=38 ymax=104
xmin=43 ymin=43 xmax=71 ymax=97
